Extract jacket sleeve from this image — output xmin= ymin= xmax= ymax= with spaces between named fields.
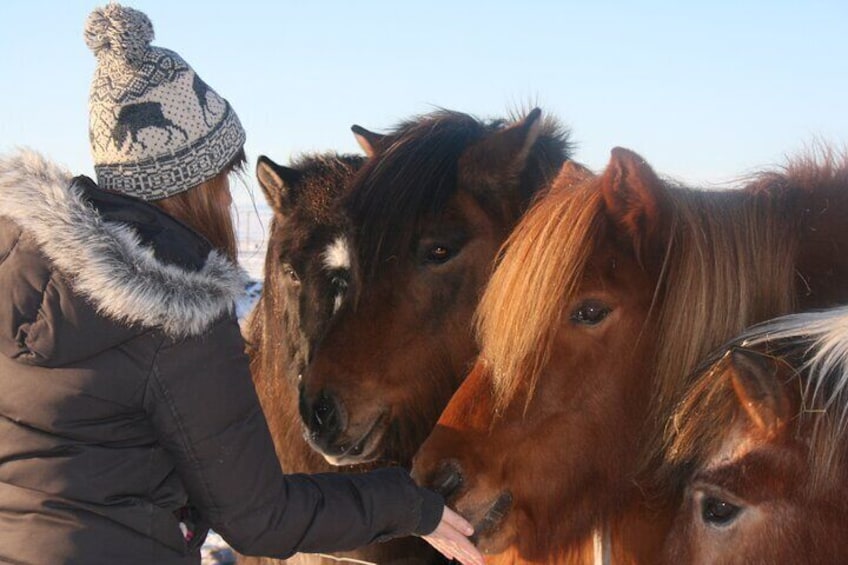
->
xmin=143 ymin=316 xmax=444 ymax=558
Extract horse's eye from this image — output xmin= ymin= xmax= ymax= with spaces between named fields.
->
xmin=283 ymin=264 xmax=300 ymax=285
xmin=570 ymin=300 xmax=611 ymax=325
xmin=426 ymin=245 xmax=454 ymax=264
xmin=701 ymin=496 xmax=741 ymax=526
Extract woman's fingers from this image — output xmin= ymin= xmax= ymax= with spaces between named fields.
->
xmin=423 ymin=531 xmax=483 ymax=565
xmin=441 ymin=506 xmax=475 ymax=536
xmin=420 ymin=507 xmax=484 ymax=565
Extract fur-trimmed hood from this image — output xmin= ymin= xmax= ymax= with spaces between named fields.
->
xmin=0 ymin=149 xmax=247 ymax=347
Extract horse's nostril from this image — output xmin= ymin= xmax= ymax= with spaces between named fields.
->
xmin=429 ymin=459 xmax=464 ymax=499
xmin=314 ymin=393 xmax=332 ymax=423
xmin=300 ymin=389 xmax=345 ymax=445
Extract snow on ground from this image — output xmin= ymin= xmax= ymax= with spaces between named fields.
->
xmin=202 ymin=531 xmax=238 ymax=565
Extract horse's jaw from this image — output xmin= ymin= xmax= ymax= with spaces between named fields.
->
xmin=310 ymin=410 xmax=389 ymax=467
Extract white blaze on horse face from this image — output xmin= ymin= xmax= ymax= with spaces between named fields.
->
xmin=323 ymin=236 xmax=352 ymax=271
xmin=323 ymin=236 xmax=351 ymax=314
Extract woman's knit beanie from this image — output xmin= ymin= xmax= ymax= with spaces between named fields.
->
xmin=85 ymin=3 xmax=246 ymax=200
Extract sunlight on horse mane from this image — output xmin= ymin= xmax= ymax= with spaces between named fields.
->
xmin=670 ymin=305 xmax=848 ymax=490
xmin=477 ymin=175 xmax=603 ymax=413
xmin=664 ymin=349 xmax=747 ymax=481
xmin=415 ymin=146 xmax=848 ymax=562
xmin=649 ymin=185 xmax=797 ymax=441
xmin=665 ymin=149 xmax=848 ymax=489
xmin=478 ymin=157 xmax=805 ymax=436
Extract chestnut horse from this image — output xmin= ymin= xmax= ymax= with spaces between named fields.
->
xmin=243 ymin=153 xmax=440 ymax=564
xmin=299 ymin=108 xmax=572 ymax=468
xmin=663 ymin=306 xmax=848 ymax=563
xmin=412 ymin=148 xmax=848 ymax=563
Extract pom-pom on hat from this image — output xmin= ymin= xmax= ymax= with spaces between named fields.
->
xmin=85 ymin=3 xmax=245 ymax=200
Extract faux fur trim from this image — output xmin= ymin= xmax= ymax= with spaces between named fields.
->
xmin=0 ymin=149 xmax=247 ymax=338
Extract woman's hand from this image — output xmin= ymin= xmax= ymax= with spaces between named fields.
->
xmin=420 ymin=506 xmax=485 ymax=565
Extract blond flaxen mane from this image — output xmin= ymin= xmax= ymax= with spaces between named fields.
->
xmin=476 ymin=173 xmax=604 ymax=413
xmin=669 ymin=305 xmax=848 ymax=490
xmin=477 ymin=162 xmax=803 ymax=442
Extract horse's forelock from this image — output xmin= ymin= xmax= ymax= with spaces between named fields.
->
xmin=346 ymin=111 xmax=492 ymax=281
xmin=731 ymin=307 xmax=848 ymax=488
xmin=478 ymin=180 xmax=604 ymax=412
xmin=663 ymin=325 xmax=848 ymax=497
xmin=481 ymin=171 xmax=802 ymax=443
xmin=661 ymin=352 xmax=740 ymax=485
xmin=345 ymin=109 xmax=572 ymax=283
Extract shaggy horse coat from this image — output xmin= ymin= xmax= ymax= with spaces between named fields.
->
xmin=413 ymin=147 xmax=848 ymax=563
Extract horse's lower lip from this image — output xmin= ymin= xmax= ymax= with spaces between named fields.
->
xmin=322 ymin=412 xmax=386 ymax=465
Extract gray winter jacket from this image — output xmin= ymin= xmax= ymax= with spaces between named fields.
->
xmin=0 ymin=151 xmax=442 ymax=564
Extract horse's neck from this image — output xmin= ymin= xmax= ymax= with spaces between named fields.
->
xmin=606 ymin=494 xmax=676 ymax=565
xmin=486 ymin=538 xmax=595 ymax=564
xmin=486 ymin=494 xmax=672 ymax=565
xmin=548 ymin=486 xmax=674 ymax=564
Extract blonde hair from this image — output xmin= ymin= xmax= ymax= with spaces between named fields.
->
xmin=153 ymin=148 xmax=246 ymax=262
xmin=479 ymin=168 xmax=798 ymax=432
xmin=477 ymin=178 xmax=604 ymax=413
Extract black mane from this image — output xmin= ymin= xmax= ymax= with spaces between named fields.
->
xmin=346 ymin=109 xmax=573 ymax=280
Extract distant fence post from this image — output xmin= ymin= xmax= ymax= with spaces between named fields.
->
xmin=236 ymin=204 xmax=271 ymax=278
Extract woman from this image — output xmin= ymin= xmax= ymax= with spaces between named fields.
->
xmin=0 ymin=4 xmax=482 ymax=565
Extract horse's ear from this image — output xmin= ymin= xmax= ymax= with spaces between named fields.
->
xmin=728 ymin=348 xmax=791 ymax=435
xmin=599 ymin=147 xmax=665 ymax=259
xmin=351 ymin=125 xmax=386 ymax=158
xmin=460 ymin=107 xmax=543 ymax=189
xmin=256 ymin=155 xmax=302 ymax=213
xmin=553 ymin=159 xmax=595 ymax=190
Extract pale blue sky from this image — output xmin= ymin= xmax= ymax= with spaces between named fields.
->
xmin=1 ymin=1 xmax=846 ymax=205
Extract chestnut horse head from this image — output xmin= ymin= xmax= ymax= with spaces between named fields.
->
xmin=412 ymin=148 xmax=848 ymax=562
xmin=663 ymin=307 xmax=848 ymax=564
xmin=299 ymin=108 xmax=573 ymax=467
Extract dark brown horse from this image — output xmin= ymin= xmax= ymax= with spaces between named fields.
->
xmin=663 ymin=306 xmax=848 ymax=563
xmin=412 ymin=148 xmax=848 ymax=563
xmin=243 ymin=152 xmax=440 ymax=564
xmin=298 ymin=108 xmax=573 ymax=470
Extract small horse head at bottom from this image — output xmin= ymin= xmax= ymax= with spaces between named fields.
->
xmin=662 ymin=307 xmax=848 ymax=564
